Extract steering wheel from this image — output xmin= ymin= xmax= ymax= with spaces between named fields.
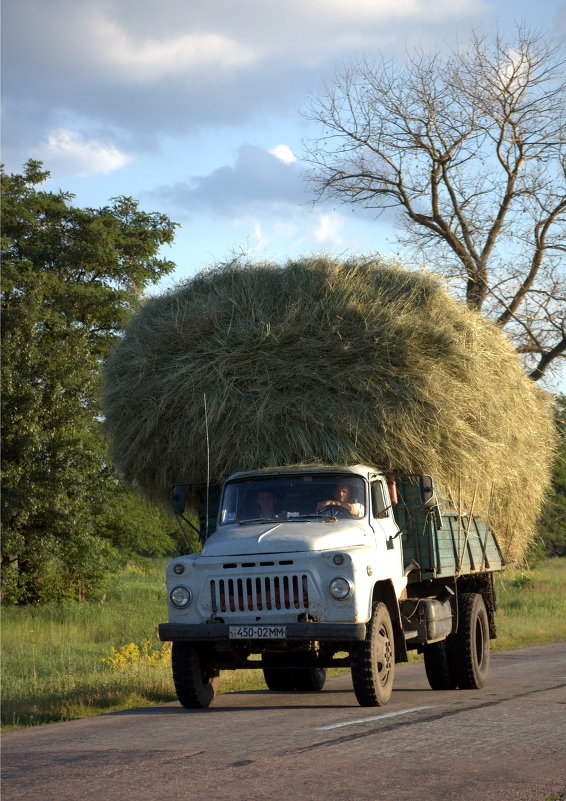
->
xmin=321 ymin=503 xmax=353 ymax=519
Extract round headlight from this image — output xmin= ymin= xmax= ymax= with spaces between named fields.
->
xmin=170 ymin=585 xmax=192 ymax=608
xmin=173 ymin=563 xmax=185 ymax=575
xmin=329 ymin=577 xmax=353 ymax=600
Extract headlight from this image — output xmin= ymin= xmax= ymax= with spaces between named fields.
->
xmin=328 ymin=576 xmax=353 ymax=600
xmin=170 ymin=585 xmax=192 ymax=608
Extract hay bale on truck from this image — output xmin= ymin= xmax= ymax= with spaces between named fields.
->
xmin=103 ymin=256 xmax=557 ymax=710
xmin=103 ymin=256 xmax=554 ymax=565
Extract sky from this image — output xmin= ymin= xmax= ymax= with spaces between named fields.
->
xmin=2 ymin=0 xmax=565 ymax=390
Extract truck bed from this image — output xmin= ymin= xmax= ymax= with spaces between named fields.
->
xmin=394 ymin=479 xmax=504 ymax=581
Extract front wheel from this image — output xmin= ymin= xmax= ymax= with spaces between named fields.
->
xmin=449 ymin=593 xmax=490 ymax=689
xmin=351 ymin=601 xmax=395 ymax=707
xmin=171 ymin=642 xmax=220 ymax=709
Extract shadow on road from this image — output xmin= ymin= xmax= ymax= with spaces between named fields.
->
xmin=111 ymin=686 xmax=362 ymax=714
xmin=109 ymin=685 xmax=430 ymax=715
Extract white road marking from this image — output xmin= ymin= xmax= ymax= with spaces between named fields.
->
xmin=315 ymin=706 xmax=432 ymax=730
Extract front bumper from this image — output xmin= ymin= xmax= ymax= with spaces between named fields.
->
xmin=158 ymin=622 xmax=366 ymax=642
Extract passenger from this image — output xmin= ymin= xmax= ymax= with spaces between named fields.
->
xmin=316 ymin=482 xmax=364 ymax=518
xmin=254 ymin=490 xmax=280 ymax=519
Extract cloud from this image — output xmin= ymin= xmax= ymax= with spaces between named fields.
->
xmin=85 ymin=10 xmax=258 ymax=84
xmin=224 ymin=210 xmax=352 ymax=263
xmin=154 ymin=144 xmax=308 ymax=217
xmin=150 ymin=144 xmax=363 ymax=262
xmin=252 ymin=221 xmax=267 ymax=250
xmin=32 ymin=129 xmax=132 ymax=177
xmin=2 ymin=0 xmax=491 ymax=160
xmin=315 ymin=213 xmax=345 ymax=244
xmin=309 ymin=0 xmax=487 ymax=19
xmin=269 ymin=145 xmax=297 ymax=164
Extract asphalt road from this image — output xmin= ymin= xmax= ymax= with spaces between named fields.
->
xmin=3 ymin=642 xmax=566 ymax=801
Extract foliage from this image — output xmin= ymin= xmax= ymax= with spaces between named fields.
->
xmin=103 ymin=255 xmax=556 ymax=564
xmin=531 ymin=395 xmax=566 ymax=559
xmin=493 ymin=559 xmax=566 ymax=650
xmin=99 ymin=640 xmax=172 ymax=671
xmin=1 ymin=160 xmax=178 ymax=604
xmin=93 ymin=487 xmax=180 ymax=559
xmin=305 ymin=25 xmax=566 ymax=381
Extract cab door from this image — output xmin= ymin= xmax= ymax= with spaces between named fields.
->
xmin=369 ymin=478 xmax=404 ymax=584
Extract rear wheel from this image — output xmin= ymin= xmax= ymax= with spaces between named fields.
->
xmin=263 ymin=653 xmax=327 ymax=692
xmin=263 ymin=666 xmax=297 ymax=691
xmin=423 ymin=639 xmax=457 ymax=690
xmin=293 ymin=667 xmax=327 ymax=691
xmin=351 ymin=601 xmax=395 ymax=707
xmin=171 ymin=642 xmax=220 ymax=709
xmin=450 ymin=593 xmax=490 ymax=689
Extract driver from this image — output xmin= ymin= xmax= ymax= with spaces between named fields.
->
xmin=316 ymin=481 xmax=364 ymax=517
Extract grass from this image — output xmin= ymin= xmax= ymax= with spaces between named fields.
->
xmin=492 ymin=558 xmax=566 ymax=650
xmin=2 ymin=557 xmax=565 ymax=729
xmin=1 ymin=561 xmax=174 ymax=728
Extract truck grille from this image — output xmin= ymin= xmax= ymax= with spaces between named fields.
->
xmin=210 ymin=574 xmax=309 ymax=614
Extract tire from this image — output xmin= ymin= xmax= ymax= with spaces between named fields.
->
xmin=171 ymin=641 xmax=220 ymax=709
xmin=351 ymin=601 xmax=395 ymax=707
xmin=293 ymin=667 xmax=327 ymax=691
xmin=263 ymin=667 xmax=298 ymax=691
xmin=263 ymin=666 xmax=327 ymax=691
xmin=263 ymin=653 xmax=327 ymax=692
xmin=423 ymin=639 xmax=457 ymax=690
xmin=449 ymin=593 xmax=490 ymax=689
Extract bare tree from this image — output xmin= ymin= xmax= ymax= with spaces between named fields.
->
xmin=305 ymin=26 xmax=566 ymax=381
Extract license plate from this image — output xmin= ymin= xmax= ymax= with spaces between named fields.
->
xmin=229 ymin=625 xmax=286 ymax=639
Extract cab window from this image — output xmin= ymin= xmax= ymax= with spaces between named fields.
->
xmin=371 ymin=481 xmax=389 ymax=519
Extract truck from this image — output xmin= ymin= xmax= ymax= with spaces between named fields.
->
xmin=158 ymin=463 xmax=504 ymax=709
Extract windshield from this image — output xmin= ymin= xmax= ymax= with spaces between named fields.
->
xmin=219 ymin=473 xmax=366 ymax=525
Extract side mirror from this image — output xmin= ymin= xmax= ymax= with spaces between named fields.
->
xmin=419 ymin=474 xmax=436 ymax=508
xmin=171 ymin=484 xmax=187 ymax=515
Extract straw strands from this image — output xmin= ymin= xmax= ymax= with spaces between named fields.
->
xmin=103 ymin=256 xmax=556 ymax=564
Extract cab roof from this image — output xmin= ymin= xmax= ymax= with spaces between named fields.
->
xmin=225 ymin=464 xmax=382 ymax=482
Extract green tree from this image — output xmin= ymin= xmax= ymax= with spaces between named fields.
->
xmin=1 ymin=160 xmax=178 ymax=603
xmin=533 ymin=395 xmax=566 ymax=559
xmin=94 ymin=486 xmax=199 ymax=559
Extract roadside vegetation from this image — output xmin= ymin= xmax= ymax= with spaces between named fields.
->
xmin=2 ymin=557 xmax=565 ymax=730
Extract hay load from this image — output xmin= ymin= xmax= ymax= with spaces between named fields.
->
xmin=103 ymin=256 xmax=555 ymax=564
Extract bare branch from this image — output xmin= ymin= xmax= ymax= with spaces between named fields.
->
xmin=304 ymin=24 xmax=566 ymax=380
xmin=529 ymin=335 xmax=566 ymax=381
